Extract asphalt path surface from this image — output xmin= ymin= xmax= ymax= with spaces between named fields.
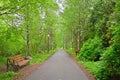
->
xmin=24 ymin=49 xmax=89 ymax=80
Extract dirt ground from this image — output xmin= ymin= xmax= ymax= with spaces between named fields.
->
xmin=15 ymin=63 xmax=44 ymax=80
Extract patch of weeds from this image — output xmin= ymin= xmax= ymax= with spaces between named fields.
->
xmin=78 ymin=61 xmax=102 ymax=79
xmin=0 ymin=71 xmax=20 ymax=80
xmin=66 ymin=49 xmax=76 ymax=56
xmin=0 ymin=57 xmax=6 ymax=66
xmin=30 ymin=52 xmax=54 ymax=64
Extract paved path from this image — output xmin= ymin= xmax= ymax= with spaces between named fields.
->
xmin=25 ymin=49 xmax=89 ymax=80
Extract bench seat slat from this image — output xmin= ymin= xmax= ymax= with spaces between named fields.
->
xmin=15 ymin=57 xmax=24 ymax=62
xmin=8 ymin=54 xmax=30 ymax=66
xmin=9 ymin=55 xmax=24 ymax=63
xmin=17 ymin=60 xmax=30 ymax=66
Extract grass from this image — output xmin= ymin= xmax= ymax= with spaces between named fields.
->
xmin=78 ymin=61 xmax=101 ymax=76
xmin=0 ymin=56 xmax=6 ymax=66
xmin=30 ymin=52 xmax=54 ymax=64
xmin=66 ymin=48 xmax=76 ymax=56
xmin=0 ymin=71 xmax=20 ymax=80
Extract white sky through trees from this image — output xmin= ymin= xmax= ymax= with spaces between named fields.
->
xmin=56 ymin=0 xmax=65 ymax=15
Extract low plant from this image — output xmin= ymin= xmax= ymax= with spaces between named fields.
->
xmin=30 ymin=50 xmax=55 ymax=64
xmin=0 ymin=57 xmax=6 ymax=66
xmin=79 ymin=61 xmax=102 ymax=79
xmin=0 ymin=71 xmax=20 ymax=80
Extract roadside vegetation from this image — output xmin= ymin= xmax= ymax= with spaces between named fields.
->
xmin=0 ymin=0 xmax=120 ymax=80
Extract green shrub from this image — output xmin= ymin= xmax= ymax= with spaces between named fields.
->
xmin=96 ymin=24 xmax=120 ymax=80
xmin=97 ymin=44 xmax=120 ymax=80
xmin=77 ymin=37 xmax=103 ymax=61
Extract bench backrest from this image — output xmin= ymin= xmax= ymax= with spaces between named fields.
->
xmin=9 ymin=54 xmax=24 ymax=64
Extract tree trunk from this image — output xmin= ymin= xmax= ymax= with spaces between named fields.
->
xmin=27 ymin=25 xmax=30 ymax=56
xmin=26 ymin=1 xmax=30 ymax=56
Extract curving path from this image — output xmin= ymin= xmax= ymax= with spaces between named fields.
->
xmin=24 ymin=49 xmax=89 ymax=80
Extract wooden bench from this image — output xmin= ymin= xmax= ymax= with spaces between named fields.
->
xmin=7 ymin=54 xmax=30 ymax=71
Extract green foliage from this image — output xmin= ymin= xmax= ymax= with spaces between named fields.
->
xmin=96 ymin=46 xmax=120 ymax=80
xmin=0 ymin=57 xmax=6 ymax=66
xmin=30 ymin=50 xmax=55 ymax=64
xmin=0 ymin=27 xmax=25 ymax=56
xmin=77 ymin=37 xmax=103 ymax=61
xmin=96 ymin=27 xmax=120 ymax=79
xmin=79 ymin=61 xmax=102 ymax=79
xmin=0 ymin=0 xmax=58 ymax=56
xmin=0 ymin=0 xmax=120 ymax=80
xmin=67 ymin=48 xmax=75 ymax=54
xmin=0 ymin=71 xmax=20 ymax=80
xmin=95 ymin=1 xmax=120 ymax=79
xmin=30 ymin=53 xmax=49 ymax=64
xmin=63 ymin=0 xmax=96 ymax=50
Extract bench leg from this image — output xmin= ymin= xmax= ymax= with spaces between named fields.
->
xmin=13 ymin=65 xmax=20 ymax=71
xmin=6 ymin=59 xmax=9 ymax=72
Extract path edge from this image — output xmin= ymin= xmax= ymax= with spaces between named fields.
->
xmin=68 ymin=52 xmax=96 ymax=80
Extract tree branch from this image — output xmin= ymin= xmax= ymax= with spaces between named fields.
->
xmin=0 ymin=5 xmax=25 ymax=16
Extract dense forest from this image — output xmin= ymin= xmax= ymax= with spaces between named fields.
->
xmin=0 ymin=0 xmax=120 ymax=80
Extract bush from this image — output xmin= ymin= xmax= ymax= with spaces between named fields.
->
xmin=96 ymin=25 xmax=120 ymax=80
xmin=97 ymin=44 xmax=120 ymax=80
xmin=77 ymin=36 xmax=103 ymax=61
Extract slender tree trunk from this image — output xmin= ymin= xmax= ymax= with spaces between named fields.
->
xmin=48 ymin=34 xmax=50 ymax=52
xmin=26 ymin=1 xmax=30 ymax=56
xmin=27 ymin=25 xmax=30 ymax=56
